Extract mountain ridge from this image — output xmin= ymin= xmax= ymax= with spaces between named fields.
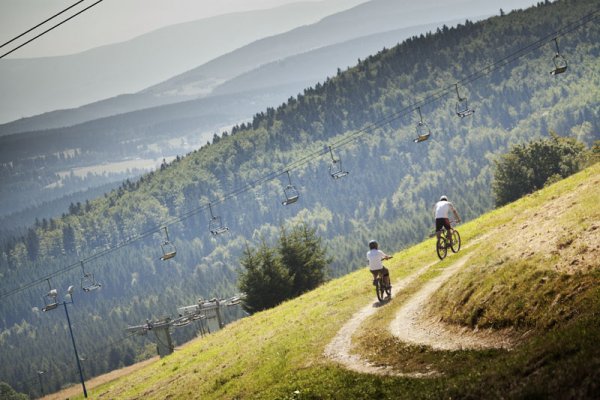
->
xmin=0 ymin=0 xmax=539 ymax=133
xmin=0 ymin=0 xmax=365 ymax=125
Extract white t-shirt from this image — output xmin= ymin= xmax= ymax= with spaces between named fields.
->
xmin=367 ymin=249 xmax=387 ymax=271
xmin=435 ymin=200 xmax=454 ymax=219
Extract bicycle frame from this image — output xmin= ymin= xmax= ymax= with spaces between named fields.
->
xmin=373 ymin=270 xmax=391 ymax=302
xmin=435 ymin=220 xmax=461 ymax=260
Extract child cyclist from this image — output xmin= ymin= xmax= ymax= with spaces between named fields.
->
xmin=367 ymin=240 xmax=392 ymax=291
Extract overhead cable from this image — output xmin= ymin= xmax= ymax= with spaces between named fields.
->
xmin=0 ymin=0 xmax=86 ymax=50
xmin=0 ymin=0 xmax=105 ymax=60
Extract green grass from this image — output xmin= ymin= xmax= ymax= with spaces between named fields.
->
xmin=82 ymin=163 xmax=600 ymax=399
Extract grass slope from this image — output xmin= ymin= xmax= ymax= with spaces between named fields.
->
xmin=62 ymin=163 xmax=599 ymax=399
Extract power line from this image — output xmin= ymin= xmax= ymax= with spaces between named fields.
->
xmin=0 ymin=0 xmax=85 ymax=50
xmin=0 ymin=6 xmax=598 ymax=301
xmin=0 ymin=0 xmax=105 ymax=60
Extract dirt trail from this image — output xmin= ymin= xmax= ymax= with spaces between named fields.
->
xmin=389 ymin=254 xmax=513 ymax=350
xmin=325 ymin=234 xmax=513 ymax=375
xmin=324 ymin=261 xmax=436 ymax=377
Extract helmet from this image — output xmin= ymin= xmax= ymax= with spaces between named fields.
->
xmin=368 ymin=240 xmax=378 ymax=250
xmin=439 ymin=195 xmax=448 ymax=201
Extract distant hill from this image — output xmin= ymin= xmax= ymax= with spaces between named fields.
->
xmin=0 ymin=0 xmax=539 ymax=134
xmin=0 ymin=0 xmax=364 ymax=125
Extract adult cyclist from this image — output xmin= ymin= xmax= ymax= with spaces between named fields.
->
xmin=434 ymin=195 xmax=461 ymax=243
xmin=367 ymin=240 xmax=392 ymax=292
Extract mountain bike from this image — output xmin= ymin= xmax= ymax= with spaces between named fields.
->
xmin=373 ymin=256 xmax=392 ymax=301
xmin=435 ymin=221 xmax=461 ymax=260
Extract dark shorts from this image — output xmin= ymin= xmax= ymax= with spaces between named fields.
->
xmin=436 ymin=218 xmax=451 ymax=232
xmin=370 ymin=267 xmax=389 ymax=279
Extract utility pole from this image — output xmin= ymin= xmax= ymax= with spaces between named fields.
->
xmin=42 ymin=284 xmax=88 ymax=398
xmin=63 ymin=299 xmax=88 ymax=398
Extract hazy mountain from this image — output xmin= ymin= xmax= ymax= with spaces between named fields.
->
xmin=210 ymin=21 xmax=462 ymax=97
xmin=0 ymin=0 xmax=365 ymax=125
xmin=0 ymin=0 xmax=538 ymax=135
xmin=143 ymin=0 xmax=533 ymax=100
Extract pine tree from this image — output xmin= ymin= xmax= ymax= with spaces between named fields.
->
xmin=279 ymin=224 xmax=330 ymax=297
xmin=238 ymin=243 xmax=292 ymax=313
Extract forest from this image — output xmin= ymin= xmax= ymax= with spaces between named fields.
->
xmin=1 ymin=0 xmax=599 ymax=397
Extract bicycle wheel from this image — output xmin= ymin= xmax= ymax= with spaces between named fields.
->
xmin=375 ymin=279 xmax=385 ymax=301
xmin=384 ymin=283 xmax=392 ymax=298
xmin=450 ymin=230 xmax=461 ymax=253
xmin=436 ymin=236 xmax=447 ymax=260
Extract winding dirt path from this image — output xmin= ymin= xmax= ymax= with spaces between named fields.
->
xmin=389 ymin=254 xmax=513 ymax=350
xmin=325 ymin=235 xmax=513 ymax=375
xmin=324 ymin=261 xmax=436 ymax=377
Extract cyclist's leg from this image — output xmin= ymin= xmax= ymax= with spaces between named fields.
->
xmin=370 ymin=269 xmax=378 ymax=285
xmin=435 ymin=218 xmax=445 ymax=240
xmin=443 ymin=218 xmax=452 ymax=243
xmin=382 ymin=266 xmax=391 ymax=288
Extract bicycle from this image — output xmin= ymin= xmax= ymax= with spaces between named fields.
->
xmin=435 ymin=220 xmax=461 ymax=260
xmin=373 ymin=256 xmax=392 ymax=301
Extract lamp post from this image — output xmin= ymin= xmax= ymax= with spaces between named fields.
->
xmin=43 ymin=285 xmax=88 ymax=398
xmin=36 ymin=370 xmax=45 ymax=397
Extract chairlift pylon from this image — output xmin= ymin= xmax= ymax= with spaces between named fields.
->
xmin=42 ymin=279 xmax=59 ymax=312
xmin=454 ymin=84 xmax=475 ymax=118
xmin=79 ymin=261 xmax=102 ymax=292
xmin=327 ymin=146 xmax=349 ymax=179
xmin=208 ymin=203 xmax=229 ymax=235
xmin=413 ymin=106 xmax=431 ymax=143
xmin=550 ymin=38 xmax=568 ymax=76
xmin=281 ymin=170 xmax=300 ymax=205
xmin=159 ymin=226 xmax=177 ymax=261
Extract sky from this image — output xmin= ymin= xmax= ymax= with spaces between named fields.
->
xmin=0 ymin=0 xmax=545 ymax=59
xmin=0 ymin=0 xmax=339 ymax=58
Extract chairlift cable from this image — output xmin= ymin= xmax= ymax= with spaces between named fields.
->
xmin=0 ymin=0 xmax=105 ymax=60
xmin=0 ymin=0 xmax=86 ymax=50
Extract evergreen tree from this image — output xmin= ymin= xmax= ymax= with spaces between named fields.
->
xmin=25 ymin=228 xmax=39 ymax=262
xmin=239 ymin=225 xmax=330 ymax=312
xmin=279 ymin=224 xmax=330 ymax=297
xmin=238 ymin=243 xmax=292 ymax=313
xmin=62 ymin=224 xmax=76 ymax=253
xmin=0 ymin=382 xmax=28 ymax=400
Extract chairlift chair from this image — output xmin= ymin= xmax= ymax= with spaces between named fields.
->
xmin=42 ymin=280 xmax=59 ymax=312
xmin=328 ymin=146 xmax=349 ymax=179
xmin=226 ymin=296 xmax=242 ymax=306
xmin=550 ymin=38 xmax=568 ymax=75
xmin=454 ymin=84 xmax=475 ymax=118
xmin=159 ymin=226 xmax=177 ymax=261
xmin=281 ymin=170 xmax=300 ymax=205
xmin=79 ymin=261 xmax=101 ymax=292
xmin=172 ymin=316 xmax=192 ymax=327
xmin=208 ymin=203 xmax=229 ymax=235
xmin=413 ymin=107 xmax=431 ymax=143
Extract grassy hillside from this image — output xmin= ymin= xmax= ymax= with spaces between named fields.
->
xmin=3 ymin=0 xmax=599 ymax=395
xmin=64 ymin=162 xmax=599 ymax=399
